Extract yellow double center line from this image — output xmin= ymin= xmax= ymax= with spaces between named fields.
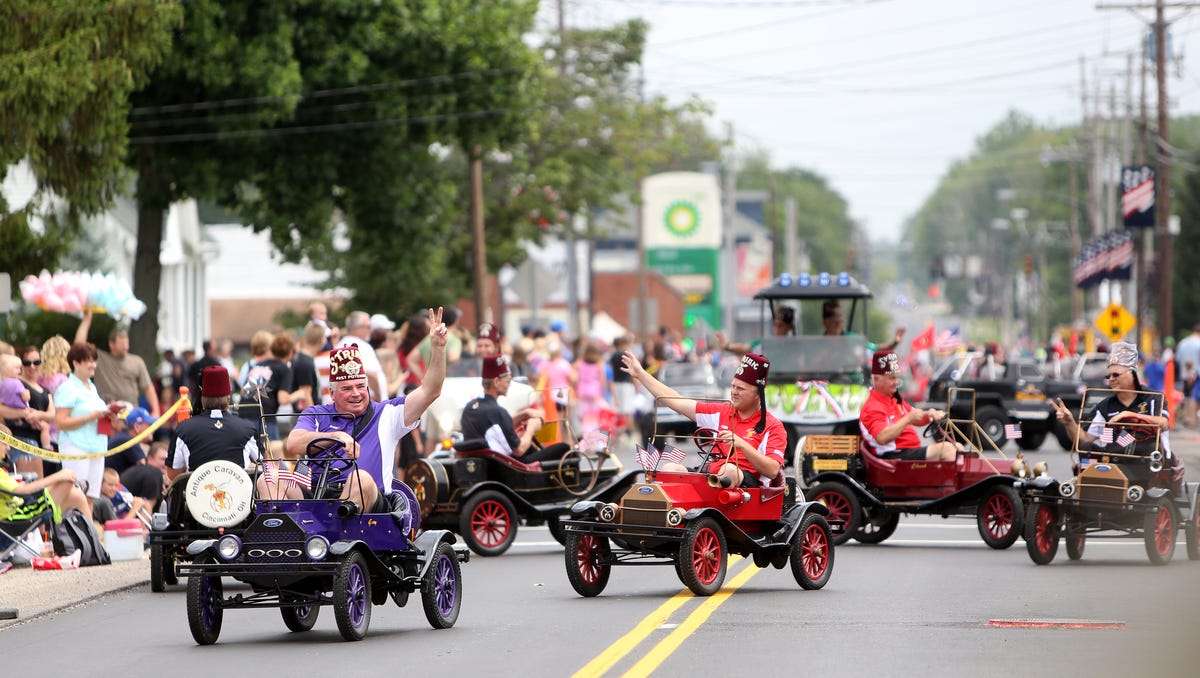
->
xmin=573 ymin=557 xmax=762 ymax=678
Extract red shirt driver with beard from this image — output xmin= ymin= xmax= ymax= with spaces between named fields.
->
xmin=859 ymin=350 xmax=959 ymax=461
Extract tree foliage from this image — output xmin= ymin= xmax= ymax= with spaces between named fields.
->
xmin=0 ymin=0 xmax=179 ymax=280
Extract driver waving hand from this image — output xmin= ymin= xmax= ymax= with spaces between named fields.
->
xmin=621 ymin=351 xmax=786 ymax=488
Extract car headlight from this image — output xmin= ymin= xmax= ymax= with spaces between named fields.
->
xmin=1127 ymin=485 xmax=1144 ymax=502
xmin=666 ymin=508 xmax=684 ymax=526
xmin=598 ymin=503 xmax=618 ymax=522
xmin=305 ymin=536 xmax=330 ymax=561
xmin=1058 ymin=481 xmax=1075 ymax=498
xmin=1149 ymin=451 xmax=1163 ymax=473
xmin=217 ymin=534 xmax=242 ymax=561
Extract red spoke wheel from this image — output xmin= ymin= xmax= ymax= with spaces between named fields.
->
xmin=1024 ymin=503 xmax=1060 ymax=565
xmin=976 ymin=485 xmax=1022 ymax=549
xmin=460 ymin=491 xmax=518 ymax=557
xmin=677 ymin=517 xmax=727 ymax=596
xmin=791 ymin=513 xmax=834 ymax=590
xmin=1065 ymin=515 xmax=1086 ymax=561
xmin=1143 ymin=497 xmax=1177 ymax=565
xmin=564 ymin=532 xmax=612 ymax=597
xmin=807 ymin=482 xmax=861 ymax=545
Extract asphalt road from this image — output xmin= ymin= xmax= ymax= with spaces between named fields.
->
xmin=2 ymin=436 xmax=1199 ymax=677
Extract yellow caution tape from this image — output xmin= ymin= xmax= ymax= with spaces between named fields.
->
xmin=0 ymin=398 xmax=186 ymax=461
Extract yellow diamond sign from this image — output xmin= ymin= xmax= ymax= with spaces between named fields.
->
xmin=1094 ymin=302 xmax=1135 ymax=343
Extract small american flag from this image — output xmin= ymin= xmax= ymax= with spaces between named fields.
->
xmin=1116 ymin=430 xmax=1136 ymax=448
xmin=1004 ymin=423 xmax=1022 ymax=440
xmin=634 ymin=445 xmax=660 ymax=471
xmin=579 ymin=429 xmax=611 ymax=453
xmin=661 ymin=444 xmax=689 ymax=465
xmin=1099 ymin=428 xmax=1114 ymax=445
xmin=264 ymin=462 xmax=312 ymax=490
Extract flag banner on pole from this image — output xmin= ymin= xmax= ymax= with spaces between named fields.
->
xmin=1004 ymin=423 xmax=1022 ymax=440
xmin=635 ymin=444 xmax=661 ymax=470
xmin=1116 ymin=430 xmax=1136 ymax=448
xmin=1099 ymin=428 xmax=1114 ymax=445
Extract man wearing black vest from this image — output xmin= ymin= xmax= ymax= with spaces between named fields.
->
xmin=168 ymin=365 xmax=260 ymax=480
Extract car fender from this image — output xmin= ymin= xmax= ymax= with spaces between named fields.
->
xmin=185 ymin=539 xmax=217 ymax=556
xmin=1146 ymin=486 xmax=1173 ymax=502
xmin=414 ymin=529 xmax=467 ymax=577
xmin=803 ymin=471 xmax=880 ymax=508
xmin=780 ymin=501 xmax=832 ymax=543
xmin=460 ymin=481 xmax=540 ymax=515
xmin=680 ymin=507 xmax=759 ymax=546
xmin=915 ymin=475 xmax=1022 ymax=514
xmin=569 ymin=500 xmax=608 ymax=519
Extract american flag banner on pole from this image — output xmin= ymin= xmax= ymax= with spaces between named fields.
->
xmin=1116 ymin=430 xmax=1136 ymax=448
xmin=580 ymin=429 xmax=611 ymax=453
xmin=1004 ymin=423 xmax=1021 ymax=440
xmin=935 ymin=327 xmax=963 ymax=352
xmin=661 ymin=444 xmax=688 ymax=465
xmin=1099 ymin=428 xmax=1114 ymax=445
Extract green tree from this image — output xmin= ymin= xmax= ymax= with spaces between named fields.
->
xmin=0 ymin=0 xmax=179 ymax=281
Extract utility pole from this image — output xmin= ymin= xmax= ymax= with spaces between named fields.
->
xmin=722 ymin=122 xmax=737 ymax=335
xmin=470 ymin=145 xmax=490 ymax=324
xmin=1098 ymin=0 xmax=1198 ymax=340
xmin=556 ymin=0 xmax=581 ymax=335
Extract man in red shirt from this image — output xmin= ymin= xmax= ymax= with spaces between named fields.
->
xmin=621 ymin=351 xmax=786 ymax=487
xmin=860 ymin=350 xmax=958 ymax=461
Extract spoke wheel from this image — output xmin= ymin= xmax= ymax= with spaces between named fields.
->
xmin=281 ymin=597 xmax=320 ymax=632
xmin=807 ymin=482 xmax=861 ymax=545
xmin=791 ymin=513 xmax=834 ymax=590
xmin=677 ymin=517 xmax=727 ymax=596
xmin=459 ymin=491 xmax=518 ymax=557
xmin=565 ymin=532 xmax=612 ymax=597
xmin=853 ymin=508 xmax=899 ymax=545
xmin=977 ymin=485 xmax=1022 ymax=549
xmin=1065 ymin=516 xmax=1086 ymax=561
xmin=333 ymin=551 xmax=372 ymax=641
xmin=1143 ymin=497 xmax=1177 ymax=566
xmin=1024 ymin=503 xmax=1060 ymax=565
xmin=422 ymin=542 xmax=462 ymax=629
xmin=186 ymin=554 xmax=223 ymax=645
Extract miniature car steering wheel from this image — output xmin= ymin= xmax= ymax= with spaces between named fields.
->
xmin=922 ymin=417 xmax=949 ymax=442
xmin=693 ymin=427 xmax=722 ymax=466
xmin=1111 ymin=414 xmax=1158 ymax=445
xmin=304 ymin=436 xmax=356 ymax=492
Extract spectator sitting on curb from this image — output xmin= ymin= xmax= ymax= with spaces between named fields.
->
xmin=92 ymin=467 xmax=149 ymax=526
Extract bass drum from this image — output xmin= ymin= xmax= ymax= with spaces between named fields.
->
xmin=404 ymin=459 xmax=449 ymax=520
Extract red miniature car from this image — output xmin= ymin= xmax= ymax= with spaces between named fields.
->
xmin=561 ymin=429 xmax=834 ymax=597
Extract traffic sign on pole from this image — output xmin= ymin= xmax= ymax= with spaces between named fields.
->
xmin=1094 ymin=302 xmax=1136 ymax=343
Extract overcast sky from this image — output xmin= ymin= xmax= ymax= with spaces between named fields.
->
xmin=539 ymin=0 xmax=1200 ymax=242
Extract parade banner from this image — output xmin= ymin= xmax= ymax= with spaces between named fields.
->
xmin=1121 ymin=165 xmax=1155 ymax=228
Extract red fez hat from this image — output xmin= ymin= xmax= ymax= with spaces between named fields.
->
xmin=201 ymin=365 xmax=232 ymax=398
xmin=478 ymin=322 xmax=500 ymax=343
xmin=330 ymin=344 xmax=366 ymax=382
xmin=481 ymin=354 xmax=510 ymax=380
xmin=871 ymin=350 xmax=901 ymax=376
xmin=734 ymin=353 xmax=770 ymax=387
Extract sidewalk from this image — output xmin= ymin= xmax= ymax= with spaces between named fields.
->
xmin=3 ymin=435 xmax=1200 ymax=631
xmin=0 ymin=553 xmax=148 ymax=629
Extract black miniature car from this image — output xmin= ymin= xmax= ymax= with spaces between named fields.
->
xmin=1022 ymin=397 xmax=1200 ymax=566
xmin=405 ymin=434 xmax=639 ymax=556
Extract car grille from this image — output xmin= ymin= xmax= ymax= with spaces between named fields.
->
xmin=622 ymin=507 xmax=668 ymax=527
xmin=1077 ymin=477 xmax=1126 ymax=503
xmin=244 ymin=514 xmax=306 ymax=564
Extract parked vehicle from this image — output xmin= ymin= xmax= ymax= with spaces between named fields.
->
xmin=924 ymin=351 xmax=1089 ymax=450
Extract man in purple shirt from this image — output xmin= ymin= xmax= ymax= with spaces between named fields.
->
xmin=285 ymin=308 xmax=447 ymax=512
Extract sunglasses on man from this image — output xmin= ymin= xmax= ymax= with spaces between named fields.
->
xmin=22 ymin=359 xmax=42 ymax=367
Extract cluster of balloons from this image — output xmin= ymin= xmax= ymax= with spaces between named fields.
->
xmin=18 ymin=270 xmax=147 ymax=321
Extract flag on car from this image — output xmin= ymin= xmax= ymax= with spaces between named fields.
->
xmin=1004 ymin=422 xmax=1022 ymax=440
xmin=661 ymin=444 xmax=688 ymax=465
xmin=579 ymin=429 xmax=610 ymax=453
xmin=634 ymin=444 xmax=660 ymax=470
xmin=1099 ymin=427 xmax=1114 ymax=445
xmin=1116 ymin=430 xmax=1136 ymax=448
xmin=263 ymin=461 xmax=312 ymax=490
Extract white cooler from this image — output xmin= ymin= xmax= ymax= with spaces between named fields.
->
xmin=103 ymin=519 xmax=145 ymax=561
